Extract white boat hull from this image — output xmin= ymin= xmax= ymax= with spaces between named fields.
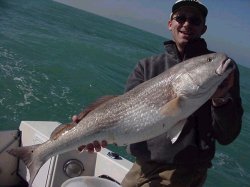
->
xmin=0 ymin=121 xmax=133 ymax=187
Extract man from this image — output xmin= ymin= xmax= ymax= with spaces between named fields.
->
xmin=120 ymin=0 xmax=243 ymax=186
xmin=73 ymin=0 xmax=243 ymax=186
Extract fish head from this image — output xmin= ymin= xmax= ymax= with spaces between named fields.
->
xmin=176 ymin=53 xmax=235 ymax=98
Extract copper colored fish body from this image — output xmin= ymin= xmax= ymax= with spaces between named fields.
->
xmin=7 ymin=53 xmax=235 ymax=186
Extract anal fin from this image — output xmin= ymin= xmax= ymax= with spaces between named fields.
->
xmin=167 ymin=119 xmax=186 ymax=143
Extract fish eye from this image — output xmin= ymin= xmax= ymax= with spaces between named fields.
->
xmin=207 ymin=57 xmax=213 ymax=62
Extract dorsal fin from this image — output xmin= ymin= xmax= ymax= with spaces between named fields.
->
xmin=51 ymin=95 xmax=117 ymax=140
xmin=50 ymin=123 xmax=75 ymax=140
xmin=77 ymin=95 xmax=117 ymax=120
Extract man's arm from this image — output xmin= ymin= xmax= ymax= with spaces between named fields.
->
xmin=211 ymin=66 xmax=244 ymax=145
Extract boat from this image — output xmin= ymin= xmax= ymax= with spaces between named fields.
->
xmin=0 ymin=121 xmax=133 ymax=187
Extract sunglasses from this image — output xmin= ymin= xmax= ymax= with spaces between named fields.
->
xmin=172 ymin=15 xmax=202 ymax=26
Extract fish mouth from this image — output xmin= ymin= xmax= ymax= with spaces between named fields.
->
xmin=215 ymin=58 xmax=235 ymax=76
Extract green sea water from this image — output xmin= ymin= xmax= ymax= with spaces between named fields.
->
xmin=0 ymin=0 xmax=249 ymax=186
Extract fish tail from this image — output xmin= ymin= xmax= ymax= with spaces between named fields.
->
xmin=7 ymin=144 xmax=43 ymax=187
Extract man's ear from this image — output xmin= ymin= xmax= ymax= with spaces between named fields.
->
xmin=201 ymin=25 xmax=207 ymax=35
xmin=168 ymin=20 xmax=172 ymax=31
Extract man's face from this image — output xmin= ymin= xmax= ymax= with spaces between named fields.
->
xmin=168 ymin=6 xmax=207 ymax=48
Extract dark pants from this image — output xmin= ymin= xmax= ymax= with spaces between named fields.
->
xmin=121 ymin=161 xmax=207 ymax=187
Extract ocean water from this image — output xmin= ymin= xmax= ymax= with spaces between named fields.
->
xmin=0 ymin=0 xmax=249 ymax=186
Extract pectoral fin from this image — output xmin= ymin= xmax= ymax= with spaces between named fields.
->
xmin=160 ymin=96 xmax=182 ymax=116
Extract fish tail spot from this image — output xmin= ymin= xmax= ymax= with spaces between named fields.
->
xmin=7 ymin=144 xmax=43 ymax=186
xmin=7 ymin=145 xmax=37 ymax=166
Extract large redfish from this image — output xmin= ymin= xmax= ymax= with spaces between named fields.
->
xmin=8 ymin=53 xmax=234 ymax=186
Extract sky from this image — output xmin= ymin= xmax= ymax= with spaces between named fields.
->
xmin=55 ymin=0 xmax=250 ymax=68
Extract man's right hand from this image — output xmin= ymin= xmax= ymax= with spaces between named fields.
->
xmin=72 ymin=115 xmax=108 ymax=153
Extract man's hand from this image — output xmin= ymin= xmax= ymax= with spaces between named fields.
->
xmin=212 ymin=71 xmax=234 ymax=106
xmin=72 ymin=115 xmax=108 ymax=153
